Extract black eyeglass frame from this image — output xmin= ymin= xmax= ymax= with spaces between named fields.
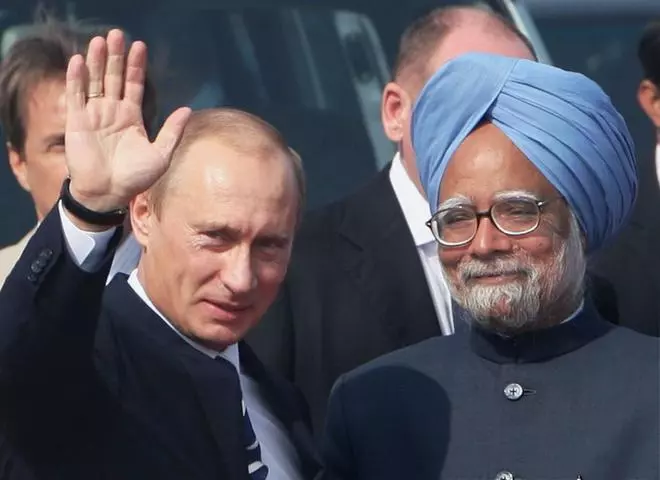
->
xmin=425 ymin=196 xmax=563 ymax=247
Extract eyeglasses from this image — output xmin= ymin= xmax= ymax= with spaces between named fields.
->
xmin=425 ymin=196 xmax=562 ymax=247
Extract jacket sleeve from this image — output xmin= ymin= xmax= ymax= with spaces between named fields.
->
xmin=0 ymin=205 xmax=119 ymax=450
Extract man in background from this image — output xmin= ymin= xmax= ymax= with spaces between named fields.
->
xmin=0 ymin=14 xmax=157 ymax=287
xmin=589 ymin=20 xmax=660 ymax=337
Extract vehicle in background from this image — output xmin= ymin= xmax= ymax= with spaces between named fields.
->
xmin=521 ymin=0 xmax=660 ymax=181
xmin=0 ymin=0 xmax=548 ymax=247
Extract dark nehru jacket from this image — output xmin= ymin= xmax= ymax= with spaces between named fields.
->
xmin=322 ymin=304 xmax=660 ymax=479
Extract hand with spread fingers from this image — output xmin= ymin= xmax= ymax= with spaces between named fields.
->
xmin=65 ymin=29 xmax=191 ymax=217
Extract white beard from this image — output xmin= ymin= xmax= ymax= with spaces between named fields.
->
xmin=445 ymin=213 xmax=586 ymax=333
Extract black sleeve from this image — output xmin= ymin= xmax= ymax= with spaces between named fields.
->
xmin=0 ymin=206 xmax=119 ymax=456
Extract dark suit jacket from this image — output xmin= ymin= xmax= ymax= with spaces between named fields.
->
xmin=248 ymin=167 xmax=442 ymax=437
xmin=0 ymin=208 xmax=321 ymax=479
xmin=322 ymin=305 xmax=660 ymax=480
xmin=248 ymin=165 xmax=621 ymax=437
xmin=590 ymin=137 xmax=660 ymax=337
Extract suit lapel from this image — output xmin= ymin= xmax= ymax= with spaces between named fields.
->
xmin=103 ymin=278 xmax=250 ymax=480
xmin=239 ymin=342 xmax=322 ymax=478
xmin=338 ymin=166 xmax=442 ymax=346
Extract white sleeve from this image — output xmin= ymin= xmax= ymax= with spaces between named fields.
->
xmin=58 ymin=201 xmax=117 ymax=272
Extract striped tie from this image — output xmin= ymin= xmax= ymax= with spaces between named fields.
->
xmin=242 ymin=399 xmax=269 ymax=479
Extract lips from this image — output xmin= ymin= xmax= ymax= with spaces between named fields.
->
xmin=201 ymin=299 xmax=252 ymax=321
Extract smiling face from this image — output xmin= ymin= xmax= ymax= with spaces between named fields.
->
xmin=131 ymin=136 xmax=299 ymax=351
xmin=436 ymin=123 xmax=586 ymax=333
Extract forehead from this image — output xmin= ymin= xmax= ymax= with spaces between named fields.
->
xmin=438 ymin=123 xmax=558 ymax=204
xmin=24 ymin=78 xmax=66 ymax=131
xmin=167 ymin=138 xmax=298 ymax=220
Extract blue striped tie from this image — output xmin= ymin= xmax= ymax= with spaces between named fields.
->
xmin=241 ymin=399 xmax=269 ymax=479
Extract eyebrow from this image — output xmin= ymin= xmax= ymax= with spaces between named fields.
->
xmin=200 ymin=224 xmax=291 ymax=244
xmin=492 ymin=190 xmax=541 ymax=202
xmin=437 ymin=194 xmax=472 ymax=211
xmin=437 ymin=190 xmax=542 ymax=211
xmin=41 ymin=133 xmax=65 ymax=148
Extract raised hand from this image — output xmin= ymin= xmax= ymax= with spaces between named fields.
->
xmin=65 ymin=29 xmax=191 ymax=213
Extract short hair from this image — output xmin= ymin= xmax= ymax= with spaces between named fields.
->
xmin=149 ymin=108 xmax=306 ymax=223
xmin=638 ymin=20 xmax=660 ymax=87
xmin=0 ymin=12 xmax=157 ymax=152
xmin=391 ymin=6 xmax=537 ymax=84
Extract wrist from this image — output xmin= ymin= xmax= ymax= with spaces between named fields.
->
xmin=61 ymin=178 xmax=128 ymax=231
xmin=68 ymin=180 xmax=127 ymax=213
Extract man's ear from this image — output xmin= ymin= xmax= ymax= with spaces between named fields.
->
xmin=381 ymin=82 xmax=412 ymax=143
xmin=7 ymin=143 xmax=31 ymax=192
xmin=130 ymin=192 xmax=153 ymax=248
xmin=638 ymin=79 xmax=660 ymax=128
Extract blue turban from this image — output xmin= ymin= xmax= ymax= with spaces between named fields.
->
xmin=411 ymin=53 xmax=636 ymax=252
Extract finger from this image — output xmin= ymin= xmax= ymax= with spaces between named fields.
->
xmin=103 ymin=29 xmax=126 ymax=99
xmin=123 ymin=41 xmax=147 ymax=106
xmin=153 ymin=107 xmax=192 ymax=159
xmin=86 ymin=36 xmax=107 ymax=97
xmin=66 ymin=54 xmax=87 ymax=119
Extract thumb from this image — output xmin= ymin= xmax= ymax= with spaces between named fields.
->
xmin=153 ymin=107 xmax=192 ymax=159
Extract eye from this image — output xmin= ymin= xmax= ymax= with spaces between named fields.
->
xmin=255 ymin=238 xmax=287 ymax=251
xmin=47 ymin=135 xmax=65 ymax=152
xmin=441 ymin=209 xmax=474 ymax=227
xmin=498 ymin=200 xmax=538 ymax=217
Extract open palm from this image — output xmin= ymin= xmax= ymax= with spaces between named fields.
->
xmin=65 ymin=30 xmax=190 ymax=211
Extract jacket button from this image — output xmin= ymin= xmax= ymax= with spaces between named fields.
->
xmin=35 ymin=257 xmax=48 ymax=268
xmin=26 ymin=273 xmax=38 ymax=283
xmin=504 ymin=383 xmax=524 ymax=401
xmin=30 ymin=261 xmax=43 ymax=273
xmin=495 ymin=471 xmax=514 ymax=480
xmin=38 ymin=248 xmax=53 ymax=259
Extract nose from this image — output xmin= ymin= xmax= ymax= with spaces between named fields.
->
xmin=220 ymin=246 xmax=256 ymax=295
xmin=468 ymin=216 xmax=514 ymax=258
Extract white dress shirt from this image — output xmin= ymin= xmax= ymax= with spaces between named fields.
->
xmin=58 ymin=202 xmax=141 ymax=283
xmin=388 ymin=154 xmax=454 ymax=335
xmin=58 ymin=202 xmax=303 ymax=480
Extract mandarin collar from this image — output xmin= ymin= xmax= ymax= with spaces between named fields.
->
xmin=469 ymin=303 xmax=613 ymax=364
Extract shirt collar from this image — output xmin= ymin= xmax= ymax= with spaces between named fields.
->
xmin=388 ymin=153 xmax=435 ymax=247
xmin=126 ymin=269 xmax=240 ymax=371
xmin=468 ymin=300 xmax=610 ymax=364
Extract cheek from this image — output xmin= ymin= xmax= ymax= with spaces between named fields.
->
xmin=27 ymin=153 xmax=68 ymax=192
xmin=515 ymin=234 xmax=556 ymax=261
xmin=254 ymin=261 xmax=287 ymax=301
xmin=438 ymin=247 xmax=464 ymax=281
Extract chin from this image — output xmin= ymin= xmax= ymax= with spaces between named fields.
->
xmin=191 ymin=323 xmax=246 ymax=351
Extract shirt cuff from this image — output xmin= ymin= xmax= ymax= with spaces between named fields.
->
xmin=58 ymin=201 xmax=117 ymax=272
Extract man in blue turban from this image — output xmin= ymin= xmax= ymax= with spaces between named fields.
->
xmin=321 ymin=53 xmax=659 ymax=480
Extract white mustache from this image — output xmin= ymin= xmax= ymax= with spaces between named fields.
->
xmin=459 ymin=258 xmax=534 ymax=282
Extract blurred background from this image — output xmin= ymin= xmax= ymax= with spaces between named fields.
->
xmin=0 ymin=0 xmax=657 ymax=246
